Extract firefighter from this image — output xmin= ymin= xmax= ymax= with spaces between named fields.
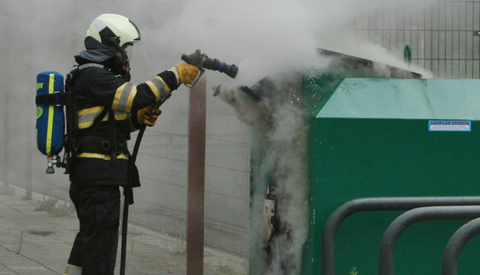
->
xmin=64 ymin=13 xmax=199 ymax=275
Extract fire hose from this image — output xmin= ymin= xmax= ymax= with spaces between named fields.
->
xmin=120 ymin=49 xmax=238 ymax=275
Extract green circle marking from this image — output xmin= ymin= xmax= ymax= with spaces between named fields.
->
xmin=36 ymin=106 xmax=43 ymax=119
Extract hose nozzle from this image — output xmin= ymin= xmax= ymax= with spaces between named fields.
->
xmin=182 ymin=49 xmax=238 ymax=78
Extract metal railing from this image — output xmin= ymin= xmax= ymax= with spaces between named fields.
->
xmin=378 ymin=206 xmax=480 ymax=275
xmin=442 ymin=217 xmax=480 ymax=275
xmin=321 ymin=197 xmax=480 ymax=275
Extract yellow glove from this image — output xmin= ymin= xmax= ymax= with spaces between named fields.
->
xmin=137 ymin=105 xmax=161 ymax=127
xmin=175 ymin=63 xmax=200 ymax=85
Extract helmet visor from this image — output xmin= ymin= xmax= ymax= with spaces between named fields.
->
xmin=123 ymin=45 xmax=133 ymax=61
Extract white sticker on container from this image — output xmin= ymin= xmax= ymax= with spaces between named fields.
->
xmin=429 ymin=120 xmax=471 ymax=132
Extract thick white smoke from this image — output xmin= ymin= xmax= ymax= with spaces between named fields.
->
xmin=152 ymin=0 xmax=325 ymax=86
xmin=150 ymin=0 xmax=441 ymax=274
xmin=149 ymin=0 xmax=439 ymax=87
xmin=1 ymin=0 xmax=443 ymax=274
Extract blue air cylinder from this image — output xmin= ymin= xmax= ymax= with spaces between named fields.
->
xmin=36 ymin=71 xmax=65 ymax=173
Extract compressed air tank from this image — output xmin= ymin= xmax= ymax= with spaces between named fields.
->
xmin=36 ymin=71 xmax=65 ymax=173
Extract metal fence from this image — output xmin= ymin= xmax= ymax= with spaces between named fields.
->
xmin=353 ymin=0 xmax=480 ymax=79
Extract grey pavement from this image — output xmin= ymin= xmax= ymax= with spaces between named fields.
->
xmin=0 ymin=185 xmax=248 ymax=275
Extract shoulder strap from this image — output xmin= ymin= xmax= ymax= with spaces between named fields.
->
xmin=62 ymin=64 xmax=110 ymax=173
xmin=66 ymin=63 xmax=103 ymax=88
xmin=70 ymin=63 xmax=111 ymax=149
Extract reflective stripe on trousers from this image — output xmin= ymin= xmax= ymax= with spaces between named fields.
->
xmin=64 ymin=264 xmax=82 ymax=275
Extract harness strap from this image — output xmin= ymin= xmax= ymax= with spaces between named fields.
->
xmin=107 ymin=110 xmax=118 ymax=161
xmin=63 ymin=63 xmax=112 ymax=174
xmin=35 ymin=92 xmax=69 ymax=106
xmin=72 ymin=107 xmax=110 ymax=152
xmin=78 ymin=137 xmax=128 ymax=154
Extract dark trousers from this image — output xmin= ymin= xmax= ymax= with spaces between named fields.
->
xmin=68 ymin=183 xmax=121 ymax=275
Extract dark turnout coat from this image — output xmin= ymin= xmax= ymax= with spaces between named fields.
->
xmin=69 ymin=59 xmax=179 ymax=186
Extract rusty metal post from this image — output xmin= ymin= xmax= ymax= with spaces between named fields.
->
xmin=187 ymin=77 xmax=206 ymax=275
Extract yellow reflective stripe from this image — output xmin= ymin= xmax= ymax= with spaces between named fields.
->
xmin=145 ymin=80 xmax=160 ymax=100
xmin=112 ymin=82 xmax=137 ymax=113
xmin=78 ymin=106 xmax=104 ymax=129
xmin=78 ymin=106 xmax=104 ymax=115
xmin=77 ymin=152 xmax=129 ymax=160
xmin=112 ymin=83 xmax=124 ymax=111
xmin=64 ymin=264 xmax=81 ymax=275
xmin=77 ymin=107 xmax=128 ymax=129
xmin=146 ymin=76 xmax=170 ymax=101
xmin=114 ymin=112 xmax=128 ymax=121
xmin=46 ymin=73 xmax=55 ymax=155
xmin=157 ymin=76 xmax=171 ymax=95
xmin=78 ymin=114 xmax=128 ymax=129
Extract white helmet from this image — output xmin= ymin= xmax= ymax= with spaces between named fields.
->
xmin=86 ymin=13 xmax=141 ymax=48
